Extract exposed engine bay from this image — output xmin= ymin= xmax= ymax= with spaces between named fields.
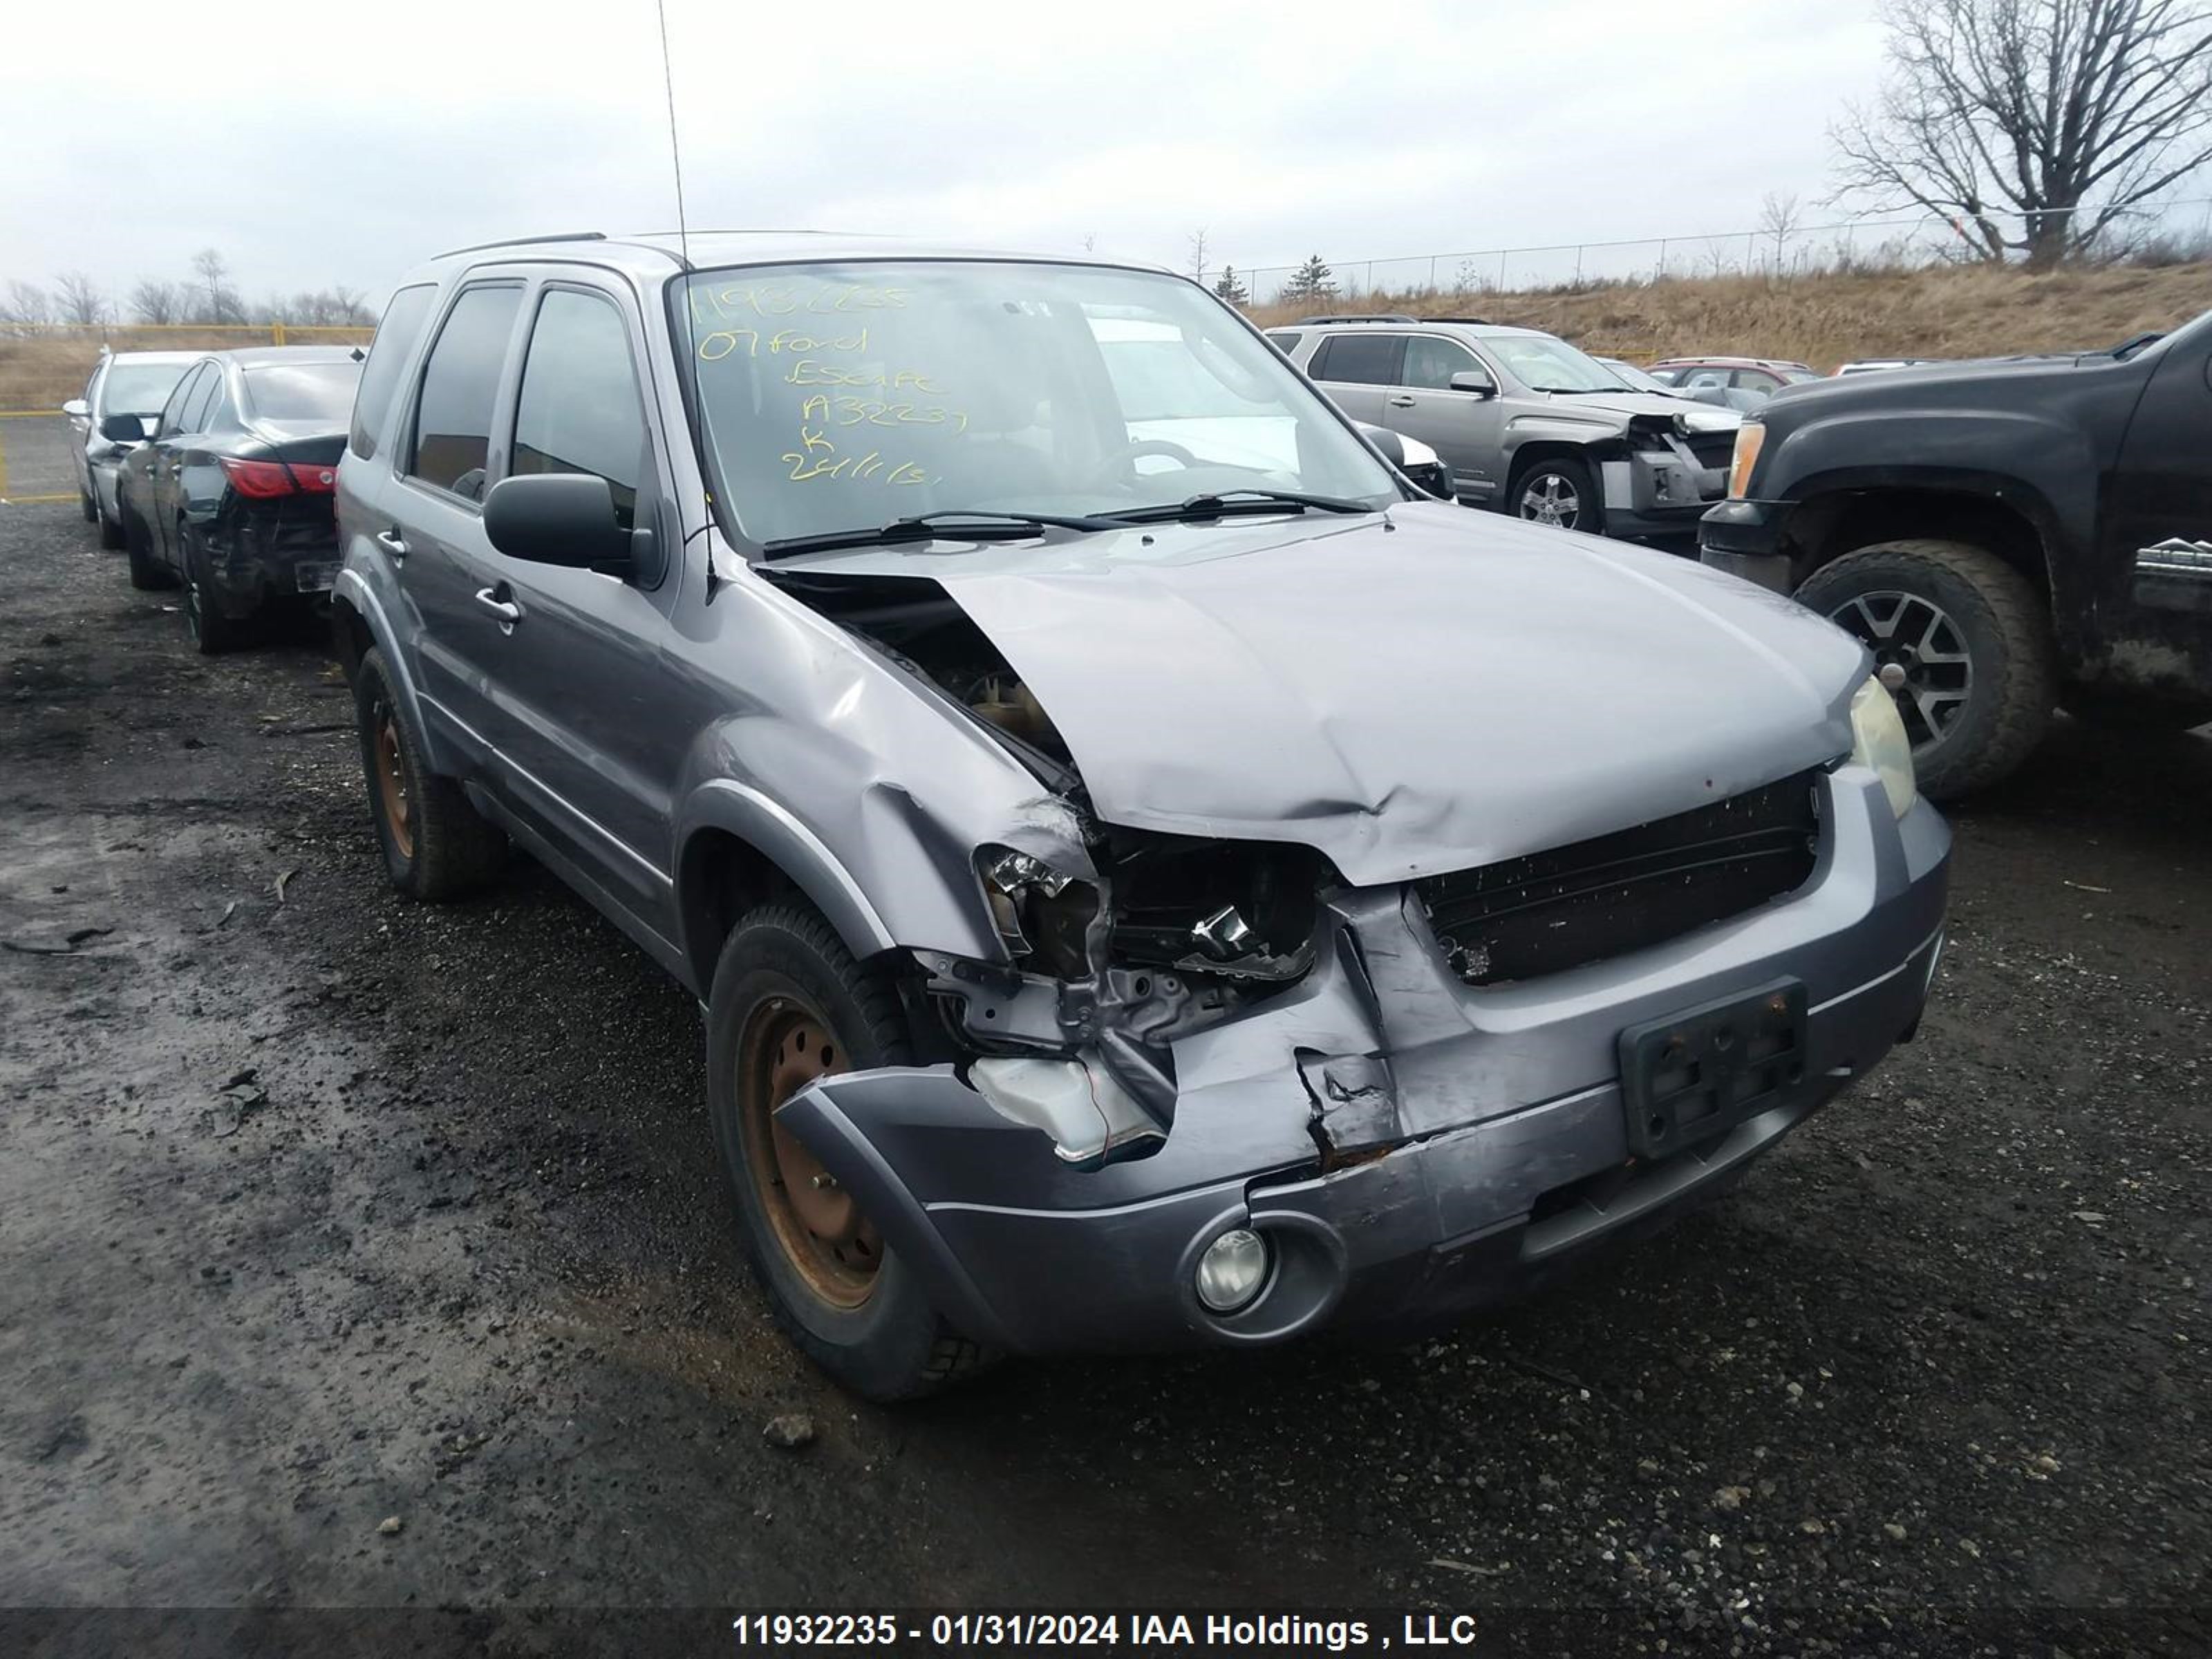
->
xmin=766 ymin=565 xmax=1333 ymax=1167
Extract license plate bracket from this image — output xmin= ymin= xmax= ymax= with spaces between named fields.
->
xmin=1618 ymin=977 xmax=1807 ymax=1159
xmin=294 ymin=562 xmax=337 ymax=594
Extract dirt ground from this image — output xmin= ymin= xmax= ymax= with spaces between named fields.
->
xmin=1 ymin=502 xmax=2206 ymax=1656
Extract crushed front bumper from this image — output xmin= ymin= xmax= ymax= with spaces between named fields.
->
xmin=1599 ymin=439 xmax=1731 ymax=538
xmin=1698 ymin=498 xmax=1794 ymax=591
xmin=780 ymin=771 xmax=1949 ymax=1356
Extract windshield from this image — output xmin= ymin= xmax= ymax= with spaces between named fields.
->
xmin=100 ymin=362 xmax=189 ymax=416
xmin=676 ymin=261 xmax=1398 ymax=548
xmin=1602 ymin=360 xmax=1674 ymax=393
xmin=244 ymin=362 xmax=362 ymax=422
xmin=1483 ymin=334 xmax=1630 ymax=393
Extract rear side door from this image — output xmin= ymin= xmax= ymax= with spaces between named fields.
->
xmin=149 ymin=364 xmax=220 ymax=568
xmin=1304 ymin=332 xmax=1402 ymax=427
xmin=1385 ymin=332 xmax=1504 ymax=503
xmin=473 ymin=276 xmax=691 ymax=930
xmin=387 ymin=281 xmax=529 ymax=778
xmin=2105 ymin=330 xmax=2212 ymax=661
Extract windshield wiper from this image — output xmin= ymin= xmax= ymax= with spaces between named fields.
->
xmin=1541 ymin=385 xmax=1635 ymax=395
xmin=761 ymin=509 xmax=1116 ymax=559
xmin=1107 ymin=489 xmax=1376 ymax=525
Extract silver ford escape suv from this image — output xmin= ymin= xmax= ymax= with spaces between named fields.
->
xmin=333 ymin=232 xmax=1949 ymax=1400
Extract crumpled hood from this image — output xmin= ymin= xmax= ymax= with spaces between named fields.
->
xmin=1542 ymin=391 xmax=1740 ymax=431
xmin=785 ymin=504 xmax=1865 ymax=885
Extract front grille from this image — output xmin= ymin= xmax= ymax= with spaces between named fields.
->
xmin=1683 ymin=431 xmax=1735 ymax=470
xmin=1416 ymin=772 xmax=1820 ymax=986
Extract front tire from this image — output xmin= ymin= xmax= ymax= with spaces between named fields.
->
xmin=705 ymin=904 xmax=991 ymax=1401
xmin=351 ymin=646 xmax=506 ymax=900
xmin=1512 ymin=455 xmax=1603 ymax=535
xmin=123 ymin=509 xmax=174 ymax=590
xmin=97 ymin=498 xmax=125 ymax=550
xmin=1797 ymin=538 xmax=2056 ymax=798
xmin=79 ymin=482 xmax=97 ymax=523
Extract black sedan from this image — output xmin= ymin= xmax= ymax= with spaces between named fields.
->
xmin=113 ymin=346 xmax=362 ymax=653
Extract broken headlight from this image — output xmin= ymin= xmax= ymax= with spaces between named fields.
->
xmin=975 ymin=844 xmax=1098 ymax=979
xmin=1106 ymin=837 xmax=1327 ymax=983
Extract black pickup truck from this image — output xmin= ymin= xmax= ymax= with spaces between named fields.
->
xmin=1700 ymin=308 xmax=2212 ymax=797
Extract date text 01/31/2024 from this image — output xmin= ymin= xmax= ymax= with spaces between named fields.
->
xmin=728 ymin=1613 xmax=1485 ymax=1650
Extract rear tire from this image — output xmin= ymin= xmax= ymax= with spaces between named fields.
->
xmin=1511 ymin=455 xmax=1604 ymax=536
xmin=124 ymin=509 xmax=174 ymax=590
xmin=705 ymin=904 xmax=992 ymax=1401
xmin=1797 ymin=538 xmax=2056 ymax=799
xmin=351 ymin=646 xmax=506 ymax=901
xmin=181 ymin=525 xmax=245 ymax=656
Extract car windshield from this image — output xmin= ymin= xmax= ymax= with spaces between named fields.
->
xmin=1602 ymin=360 xmax=1674 ymax=393
xmin=676 ymin=261 xmax=1399 ymax=549
xmin=1483 ymin=335 xmax=1629 ymax=393
xmin=244 ymin=362 xmax=361 ymax=422
xmin=101 ymin=362 xmax=190 ymax=415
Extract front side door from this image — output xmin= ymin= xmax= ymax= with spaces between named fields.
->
xmin=475 ymin=278 xmax=691 ymax=929
xmin=2103 ymin=331 xmax=2212 ymax=684
xmin=387 ymin=281 xmax=529 ymax=779
xmin=1305 ymin=332 xmax=1402 ymax=428
xmin=1386 ymin=333 xmax=1504 ymax=503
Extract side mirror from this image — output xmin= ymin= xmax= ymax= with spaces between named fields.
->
xmin=483 ymin=472 xmax=640 ymax=575
xmin=62 ymin=399 xmax=89 ymax=421
xmin=1447 ymin=371 xmax=1497 ymax=399
xmin=100 ymin=413 xmax=151 ymax=443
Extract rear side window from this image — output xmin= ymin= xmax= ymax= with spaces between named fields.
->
xmin=1264 ymin=330 xmax=1303 ymax=355
xmin=511 ymin=289 xmax=649 ymax=530
xmin=408 ymin=284 xmax=523 ymax=500
xmin=1309 ymin=333 xmax=1403 ymax=386
xmin=350 ymin=283 xmax=436 ymax=460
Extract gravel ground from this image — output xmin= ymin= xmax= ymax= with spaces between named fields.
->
xmin=1 ymin=503 xmax=2206 ymax=1656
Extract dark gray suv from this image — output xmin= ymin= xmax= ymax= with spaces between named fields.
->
xmin=335 ymin=232 xmax=1949 ymax=1399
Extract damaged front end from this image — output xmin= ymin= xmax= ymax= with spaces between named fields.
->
xmin=756 ymin=553 xmax=1949 ymax=1360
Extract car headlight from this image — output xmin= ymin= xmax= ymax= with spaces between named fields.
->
xmin=1727 ymin=420 xmax=1765 ymax=498
xmin=975 ymin=843 xmax=1098 ymax=977
xmin=1849 ymin=675 xmax=1917 ymax=819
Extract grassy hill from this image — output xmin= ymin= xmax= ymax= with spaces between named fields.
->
xmin=1253 ymin=258 xmax=2212 ymax=369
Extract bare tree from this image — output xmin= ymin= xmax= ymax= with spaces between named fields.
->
xmin=1186 ymin=227 xmax=1210 ymax=281
xmin=190 ymin=247 xmax=242 ymax=324
xmin=1758 ymin=191 xmax=1806 ymax=272
xmin=0 ymin=279 xmax=53 ymax=324
xmin=54 ymin=271 xmax=109 ymax=326
xmin=129 ymin=280 xmax=184 ymax=324
xmin=1832 ymin=0 xmax=2212 ymax=265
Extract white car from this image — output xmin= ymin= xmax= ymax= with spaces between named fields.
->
xmin=62 ymin=350 xmax=198 ymax=548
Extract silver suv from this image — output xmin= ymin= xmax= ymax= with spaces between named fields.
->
xmin=335 ymin=234 xmax=1947 ymax=1400
xmin=1275 ymin=316 xmax=1741 ymax=538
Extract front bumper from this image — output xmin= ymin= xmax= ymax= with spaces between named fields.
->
xmin=1698 ymin=498 xmax=1793 ymax=591
xmin=1598 ymin=440 xmax=1731 ymax=538
xmin=780 ymin=771 xmax=1949 ymax=1357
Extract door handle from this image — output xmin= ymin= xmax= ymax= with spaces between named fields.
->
xmin=1386 ymin=395 xmax=1416 ymax=407
xmin=475 ymin=586 xmax=523 ymax=630
xmin=374 ymin=529 xmax=409 ymax=561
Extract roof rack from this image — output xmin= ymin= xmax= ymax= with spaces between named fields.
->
xmin=1293 ymin=312 xmax=1419 ymax=326
xmin=432 ymin=231 xmax=608 ymax=258
xmin=1423 ymin=315 xmax=1494 ymax=326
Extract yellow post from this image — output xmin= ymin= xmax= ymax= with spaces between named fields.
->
xmin=272 ymin=321 xmax=287 ymax=346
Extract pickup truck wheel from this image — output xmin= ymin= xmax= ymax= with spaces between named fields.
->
xmin=351 ymin=646 xmax=506 ymax=900
xmin=2059 ymin=684 xmax=2212 ymax=733
xmin=706 ymin=905 xmax=993 ymax=1401
xmin=1512 ymin=456 xmax=1603 ymax=535
xmin=123 ymin=511 xmax=174 ymax=591
xmin=1797 ymin=538 xmax=2055 ymax=798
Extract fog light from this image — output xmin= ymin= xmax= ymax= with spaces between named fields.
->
xmin=1193 ymin=1227 xmax=1271 ymax=1313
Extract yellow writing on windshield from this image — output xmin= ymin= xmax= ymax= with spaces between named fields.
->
xmin=785 ymin=359 xmax=941 ymax=393
xmin=692 ymin=283 xmax=908 ymax=323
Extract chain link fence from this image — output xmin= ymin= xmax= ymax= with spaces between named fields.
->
xmin=1212 ymin=198 xmax=2212 ymax=310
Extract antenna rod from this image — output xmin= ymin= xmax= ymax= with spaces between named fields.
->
xmin=655 ymin=0 xmax=692 ymax=274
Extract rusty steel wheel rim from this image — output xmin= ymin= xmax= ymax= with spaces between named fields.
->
xmin=737 ymin=997 xmax=880 ymax=1309
xmin=373 ymin=707 xmax=414 ymax=861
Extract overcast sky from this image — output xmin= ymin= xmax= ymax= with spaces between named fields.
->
xmin=1 ymin=0 xmax=1891 ymax=307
